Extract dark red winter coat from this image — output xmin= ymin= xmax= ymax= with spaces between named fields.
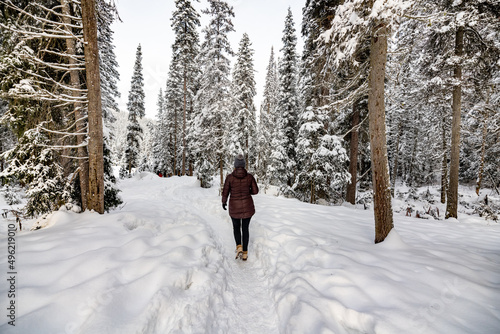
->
xmin=222 ymin=167 xmax=259 ymax=219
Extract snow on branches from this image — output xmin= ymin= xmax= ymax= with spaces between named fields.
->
xmin=321 ymin=0 xmax=412 ymax=67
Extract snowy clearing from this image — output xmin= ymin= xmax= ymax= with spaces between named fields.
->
xmin=1 ymin=173 xmax=499 ymax=333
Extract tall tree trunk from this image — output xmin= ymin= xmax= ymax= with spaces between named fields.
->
xmin=407 ymin=124 xmax=418 ymax=187
xmin=476 ymin=105 xmax=489 ymax=196
xmin=446 ymin=26 xmax=464 ymax=219
xmin=82 ymin=0 xmax=104 ymax=214
xmin=219 ymin=156 xmax=224 ymax=195
xmin=368 ymin=22 xmax=394 ymax=243
xmin=182 ymin=72 xmax=187 ymax=175
xmin=391 ymin=120 xmax=402 ymax=197
xmin=62 ymin=0 xmax=88 ymax=210
xmin=174 ymin=108 xmax=177 ymax=175
xmin=441 ymin=111 xmax=448 ymax=204
xmin=346 ymin=100 xmax=360 ymax=205
xmin=310 ymin=177 xmax=315 ymax=204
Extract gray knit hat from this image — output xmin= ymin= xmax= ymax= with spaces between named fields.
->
xmin=234 ymin=154 xmax=245 ymax=168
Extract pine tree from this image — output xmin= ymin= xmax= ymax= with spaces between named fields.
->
xmin=1 ymin=127 xmax=69 ymax=217
xmin=269 ymin=7 xmax=300 ymax=195
xmin=301 ymin=0 xmax=339 ymax=108
xmin=96 ymin=0 xmax=122 ymax=211
xmin=230 ymin=33 xmax=257 ymax=169
xmin=125 ymin=44 xmax=145 ymax=174
xmin=314 ymin=0 xmax=370 ymax=205
xmin=257 ymin=47 xmax=279 ymax=185
xmin=323 ymin=1 xmax=411 ymax=242
xmin=171 ymin=0 xmax=200 ymax=175
xmin=152 ymin=89 xmax=168 ymax=174
xmin=296 ymin=1 xmax=352 ymax=204
xmin=194 ymin=0 xmax=234 ymax=189
xmin=294 ymin=106 xmax=350 ymax=203
xmin=97 ymin=0 xmax=120 ymax=124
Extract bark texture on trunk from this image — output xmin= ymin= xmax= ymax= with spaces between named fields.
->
xmin=346 ymin=101 xmax=360 ymax=205
xmin=368 ymin=22 xmax=394 ymax=243
xmin=446 ymin=26 xmax=464 ymax=219
xmin=407 ymin=125 xmax=418 ymax=187
xmin=476 ymin=89 xmax=490 ymax=196
xmin=174 ymin=108 xmax=178 ymax=175
xmin=391 ymin=121 xmax=402 ymax=197
xmin=82 ymin=0 xmax=104 ymax=214
xmin=62 ymin=0 xmax=89 ymax=210
xmin=182 ymin=74 xmax=187 ymax=175
xmin=219 ymin=157 xmax=224 ymax=195
xmin=441 ymin=112 xmax=448 ymax=204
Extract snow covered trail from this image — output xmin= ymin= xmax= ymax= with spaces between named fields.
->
xmin=161 ymin=175 xmax=281 ymax=334
xmin=0 ymin=173 xmax=281 ymax=334
xmin=1 ymin=173 xmax=499 ymax=334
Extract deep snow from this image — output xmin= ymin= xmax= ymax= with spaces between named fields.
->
xmin=1 ymin=173 xmax=499 ymax=333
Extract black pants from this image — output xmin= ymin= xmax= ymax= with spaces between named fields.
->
xmin=231 ymin=217 xmax=251 ymax=251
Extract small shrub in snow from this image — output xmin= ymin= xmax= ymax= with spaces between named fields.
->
xmin=421 ymin=188 xmax=436 ymax=204
xmin=2 ymin=185 xmax=22 ymax=205
xmin=472 ymin=196 xmax=499 ymax=222
xmin=407 ymin=188 xmax=419 ymax=201
xmin=356 ymin=191 xmax=373 ymax=209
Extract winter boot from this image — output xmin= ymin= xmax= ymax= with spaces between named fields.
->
xmin=242 ymin=251 xmax=248 ymax=261
xmin=235 ymin=245 xmax=243 ymax=259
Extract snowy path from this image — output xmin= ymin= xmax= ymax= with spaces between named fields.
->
xmin=1 ymin=173 xmax=500 ymax=334
xmin=167 ymin=178 xmax=281 ymax=334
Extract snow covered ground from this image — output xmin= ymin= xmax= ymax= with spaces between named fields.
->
xmin=1 ymin=173 xmax=499 ymax=333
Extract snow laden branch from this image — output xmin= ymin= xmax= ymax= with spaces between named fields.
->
xmin=1 ymin=0 xmax=83 ymax=28
xmin=321 ymin=0 xmax=412 ymax=67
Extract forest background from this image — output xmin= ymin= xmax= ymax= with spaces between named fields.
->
xmin=0 ymin=0 xmax=499 ymax=242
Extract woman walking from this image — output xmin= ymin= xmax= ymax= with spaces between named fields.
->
xmin=222 ymin=154 xmax=259 ymax=261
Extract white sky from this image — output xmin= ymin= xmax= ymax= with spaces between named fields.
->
xmin=111 ymin=0 xmax=305 ymax=119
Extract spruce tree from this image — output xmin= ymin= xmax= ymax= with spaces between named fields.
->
xmin=97 ymin=0 xmax=120 ymax=123
xmin=230 ymin=33 xmax=257 ymax=169
xmin=257 ymin=47 xmax=279 ymax=185
xmin=97 ymin=0 xmax=122 ymax=211
xmin=152 ymin=88 xmax=168 ymax=174
xmin=164 ymin=60 xmax=183 ymax=175
xmin=1 ymin=128 xmax=69 ymax=217
xmin=294 ymin=106 xmax=350 ymax=203
xmin=125 ymin=44 xmax=145 ymax=174
xmin=194 ymin=0 xmax=234 ymax=188
xmin=171 ymin=0 xmax=200 ymax=175
xmin=270 ymin=7 xmax=300 ymax=195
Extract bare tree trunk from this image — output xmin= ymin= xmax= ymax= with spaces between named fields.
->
xmin=182 ymin=73 xmax=187 ymax=175
xmin=82 ymin=0 xmax=104 ymax=214
xmin=407 ymin=124 xmax=418 ymax=187
xmin=391 ymin=121 xmax=402 ymax=197
xmin=446 ymin=26 xmax=464 ymax=219
xmin=310 ymin=177 xmax=315 ymax=204
xmin=441 ymin=111 xmax=448 ymax=204
xmin=476 ymin=107 xmax=489 ymax=196
xmin=368 ymin=22 xmax=394 ymax=243
xmin=62 ymin=0 xmax=89 ymax=210
xmin=346 ymin=101 xmax=360 ymax=205
xmin=174 ymin=108 xmax=177 ymax=175
xmin=219 ymin=156 xmax=224 ymax=195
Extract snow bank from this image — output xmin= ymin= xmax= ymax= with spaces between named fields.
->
xmin=251 ymin=196 xmax=500 ymax=334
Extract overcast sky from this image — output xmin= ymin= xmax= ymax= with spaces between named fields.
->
xmin=111 ymin=0 xmax=305 ymax=119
